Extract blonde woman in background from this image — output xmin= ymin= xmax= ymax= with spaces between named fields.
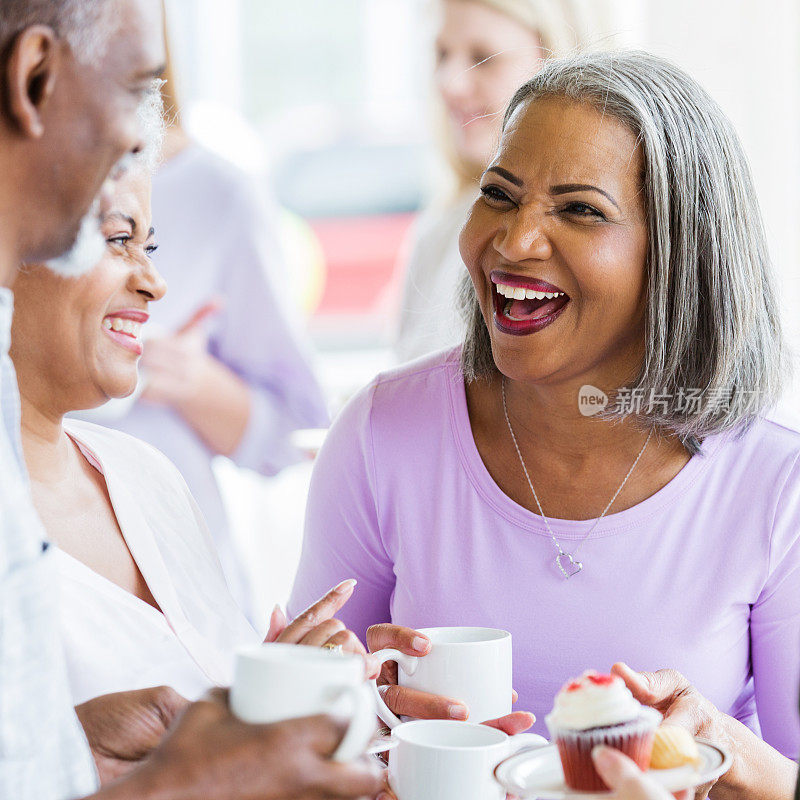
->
xmin=395 ymin=0 xmax=611 ymax=362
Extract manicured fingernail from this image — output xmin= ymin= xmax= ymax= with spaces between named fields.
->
xmin=448 ymin=704 xmax=469 ymax=720
xmin=334 ymin=579 xmax=357 ymax=594
xmin=411 ymin=636 xmax=429 ymax=653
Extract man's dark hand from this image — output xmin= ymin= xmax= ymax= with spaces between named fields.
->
xmin=109 ymin=688 xmax=383 ymax=800
xmin=75 ymin=686 xmax=188 ymax=784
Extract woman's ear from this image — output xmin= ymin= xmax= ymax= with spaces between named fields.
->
xmin=5 ymin=25 xmax=60 ymax=138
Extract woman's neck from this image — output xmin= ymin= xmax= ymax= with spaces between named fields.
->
xmin=500 ymin=374 xmax=655 ymax=465
xmin=467 ymin=370 xmax=691 ymax=520
xmin=19 ymin=393 xmax=72 ymax=484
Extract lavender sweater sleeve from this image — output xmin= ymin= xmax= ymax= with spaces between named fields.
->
xmin=288 ymin=382 xmax=394 ymax=641
xmin=751 ymin=452 xmax=800 ymax=757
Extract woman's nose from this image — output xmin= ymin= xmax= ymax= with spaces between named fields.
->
xmin=492 ymin=210 xmax=553 ymax=263
xmin=129 ymin=258 xmax=167 ymax=302
xmin=436 ymin=57 xmax=474 ymax=102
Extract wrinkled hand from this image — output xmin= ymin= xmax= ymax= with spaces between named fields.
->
xmin=135 ymin=688 xmax=383 ymax=800
xmin=75 ymin=686 xmax=189 ymax=784
xmin=366 ymin=623 xmax=535 ymax=731
xmin=611 ymin=663 xmax=733 ymax=800
xmin=265 ymin=581 xmax=378 ymax=677
xmin=140 ymin=300 xmax=220 ymax=407
xmin=592 ymin=746 xmax=691 ymax=800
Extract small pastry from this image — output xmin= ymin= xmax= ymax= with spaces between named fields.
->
xmin=545 ymin=670 xmax=662 ymax=792
xmin=650 ymin=724 xmax=701 ymax=769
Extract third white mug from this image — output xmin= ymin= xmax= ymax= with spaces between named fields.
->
xmin=371 ymin=626 xmax=512 ymax=727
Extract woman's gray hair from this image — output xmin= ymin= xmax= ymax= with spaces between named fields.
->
xmin=460 ymin=49 xmax=787 ymax=452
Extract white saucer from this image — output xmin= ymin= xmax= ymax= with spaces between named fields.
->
xmin=365 ymin=733 xmax=398 ymax=755
xmin=494 ymin=739 xmax=731 ymax=798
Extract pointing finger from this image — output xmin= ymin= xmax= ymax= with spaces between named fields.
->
xmin=280 ymin=580 xmax=357 ymax=643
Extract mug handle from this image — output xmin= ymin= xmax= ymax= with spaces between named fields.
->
xmin=332 ymin=681 xmax=378 ymax=762
xmin=369 ymin=648 xmax=421 ymax=728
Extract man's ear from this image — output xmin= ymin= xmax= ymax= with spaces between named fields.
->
xmin=5 ymin=25 xmax=60 ymax=138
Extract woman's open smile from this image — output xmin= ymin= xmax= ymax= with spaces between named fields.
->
xmin=490 ymin=270 xmax=570 ymax=335
xmin=101 ymin=308 xmax=149 ymax=356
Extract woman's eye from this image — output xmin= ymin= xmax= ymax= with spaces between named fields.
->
xmin=480 ymin=185 xmax=514 ymax=206
xmin=471 ymin=50 xmax=494 ymax=68
xmin=145 ymin=243 xmax=159 ymax=255
xmin=106 ymin=235 xmax=131 ymax=246
xmin=563 ymin=202 xmax=605 ymax=220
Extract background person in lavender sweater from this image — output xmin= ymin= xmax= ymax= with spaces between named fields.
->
xmin=290 ymin=51 xmax=800 ymax=800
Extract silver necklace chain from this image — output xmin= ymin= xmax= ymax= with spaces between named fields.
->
xmin=500 ymin=377 xmax=653 ymax=579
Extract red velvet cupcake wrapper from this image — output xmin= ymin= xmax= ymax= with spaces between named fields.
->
xmin=547 ymin=708 xmax=661 ymax=791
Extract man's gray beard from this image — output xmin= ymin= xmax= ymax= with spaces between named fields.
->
xmin=45 ymin=201 xmax=106 ymax=278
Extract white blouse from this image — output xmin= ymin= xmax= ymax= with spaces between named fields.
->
xmin=58 ymin=419 xmax=259 ymax=705
xmin=394 ymin=192 xmax=476 ymax=363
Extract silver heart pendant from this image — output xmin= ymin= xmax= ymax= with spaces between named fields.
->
xmin=556 ymin=552 xmax=583 ymax=579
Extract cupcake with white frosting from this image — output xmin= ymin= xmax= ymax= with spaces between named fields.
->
xmin=546 ymin=671 xmax=661 ymax=791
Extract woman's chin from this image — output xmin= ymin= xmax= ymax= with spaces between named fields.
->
xmin=96 ymin=373 xmax=139 ymax=404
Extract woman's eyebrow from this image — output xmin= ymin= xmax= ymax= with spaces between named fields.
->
xmin=550 ymin=183 xmax=620 ymax=210
xmin=485 ymin=166 xmax=524 ymax=187
xmin=104 ymin=213 xmax=137 ymax=232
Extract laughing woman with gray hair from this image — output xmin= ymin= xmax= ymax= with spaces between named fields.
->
xmin=291 ymin=51 xmax=800 ymax=796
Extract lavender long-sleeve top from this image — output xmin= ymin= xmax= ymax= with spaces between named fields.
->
xmin=289 ymin=348 xmax=800 ymax=758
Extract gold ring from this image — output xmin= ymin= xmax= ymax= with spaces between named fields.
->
xmin=322 ymin=643 xmax=344 ymax=655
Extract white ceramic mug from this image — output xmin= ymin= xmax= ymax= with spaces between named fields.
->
xmin=388 ymin=719 xmax=546 ymax=800
xmin=371 ymin=626 xmax=512 ymax=726
xmin=230 ymin=643 xmax=376 ymax=762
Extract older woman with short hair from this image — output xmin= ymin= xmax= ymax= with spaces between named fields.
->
xmin=291 ymin=50 xmax=800 ymax=797
xmin=9 ymin=162 xmax=372 ymax=708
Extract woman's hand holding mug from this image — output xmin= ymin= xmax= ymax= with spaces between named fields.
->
xmin=366 ymin=624 xmax=534 ymax=733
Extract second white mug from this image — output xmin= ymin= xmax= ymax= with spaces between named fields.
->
xmin=230 ymin=643 xmax=376 ymax=762
xmin=388 ymin=719 xmax=546 ymax=800
xmin=371 ymin=626 xmax=512 ymax=726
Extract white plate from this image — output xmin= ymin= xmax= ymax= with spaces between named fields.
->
xmin=494 ymin=739 xmax=731 ymax=798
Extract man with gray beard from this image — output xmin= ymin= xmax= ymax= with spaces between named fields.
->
xmin=0 ymin=2 xmax=382 ymax=799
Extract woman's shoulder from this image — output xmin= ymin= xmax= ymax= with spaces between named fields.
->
xmin=713 ymin=409 xmax=800 ymax=467
xmin=324 ymin=348 xmax=462 ymax=450
xmin=366 ymin=347 xmax=462 ymax=410
xmin=702 ymin=410 xmax=800 ymax=506
xmin=63 ymin=419 xmax=187 ymax=487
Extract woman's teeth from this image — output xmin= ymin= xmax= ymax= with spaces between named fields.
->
xmin=103 ymin=316 xmax=142 ymax=338
xmin=494 ymin=282 xmax=565 ymax=300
